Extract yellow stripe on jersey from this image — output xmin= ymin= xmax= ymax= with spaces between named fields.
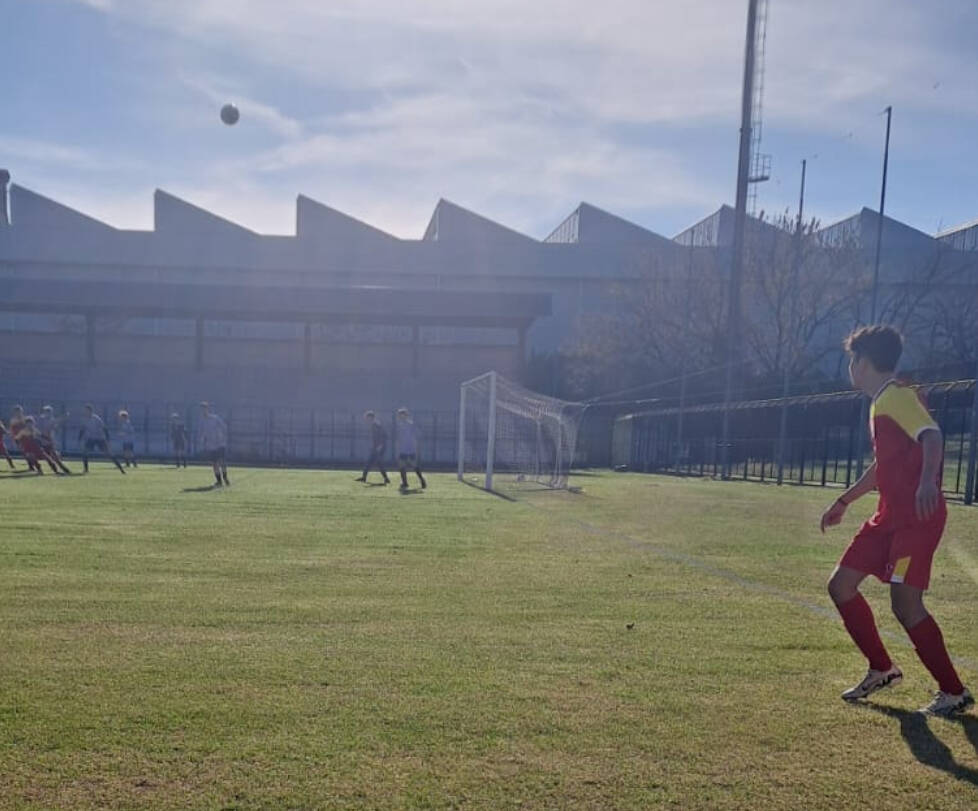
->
xmin=891 ymin=555 xmax=912 ymax=584
xmin=871 ymin=385 xmax=938 ymax=441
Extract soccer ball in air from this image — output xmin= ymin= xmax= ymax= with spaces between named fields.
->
xmin=220 ymin=104 xmax=240 ymax=126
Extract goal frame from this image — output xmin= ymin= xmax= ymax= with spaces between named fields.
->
xmin=458 ymin=370 xmax=498 ymax=490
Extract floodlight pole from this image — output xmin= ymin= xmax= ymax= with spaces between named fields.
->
xmin=777 ymin=158 xmax=807 ymax=485
xmin=675 ymin=235 xmax=694 ymax=471
xmin=869 ymin=106 xmax=892 ymax=325
xmin=720 ymin=0 xmax=759 ymax=479
xmin=855 ymin=105 xmax=892 ymax=478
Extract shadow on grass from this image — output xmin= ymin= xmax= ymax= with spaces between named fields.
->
xmin=0 ymin=470 xmax=50 ymax=481
xmin=181 ymin=484 xmax=222 ymax=493
xmin=859 ymin=702 xmax=978 ymax=785
xmin=457 ymin=477 xmax=517 ymax=502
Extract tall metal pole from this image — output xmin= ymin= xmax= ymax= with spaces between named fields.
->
xmin=720 ymin=0 xmax=759 ymax=480
xmin=777 ymin=159 xmax=806 ymax=485
xmin=675 ymin=235 xmax=694 ymax=471
xmin=855 ymin=105 xmax=893 ymax=478
xmin=870 ymin=106 xmax=892 ymax=324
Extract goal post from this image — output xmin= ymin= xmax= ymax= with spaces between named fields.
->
xmin=458 ymin=370 xmax=585 ymax=491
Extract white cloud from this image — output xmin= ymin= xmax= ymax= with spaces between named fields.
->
xmin=0 ymin=136 xmax=146 ymax=173
xmin=42 ymin=0 xmax=978 ymax=236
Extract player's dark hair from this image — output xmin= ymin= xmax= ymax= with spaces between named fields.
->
xmin=844 ymin=325 xmax=903 ymax=372
xmin=364 ymin=410 xmax=375 ymax=419
xmin=84 ymin=403 xmax=94 ymax=411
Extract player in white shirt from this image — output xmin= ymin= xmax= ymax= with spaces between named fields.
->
xmin=78 ymin=404 xmax=125 ymax=474
xmin=196 ymin=402 xmax=229 ymax=487
xmin=117 ymin=410 xmax=138 ymax=468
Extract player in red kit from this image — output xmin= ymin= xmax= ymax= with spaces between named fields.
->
xmin=821 ymin=326 xmax=972 ymax=717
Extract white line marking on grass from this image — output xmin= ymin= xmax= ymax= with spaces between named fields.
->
xmin=528 ymin=503 xmax=978 ymax=672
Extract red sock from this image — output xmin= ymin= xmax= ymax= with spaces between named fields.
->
xmin=837 ymin=593 xmax=893 ymax=672
xmin=907 ymin=615 xmax=964 ymax=695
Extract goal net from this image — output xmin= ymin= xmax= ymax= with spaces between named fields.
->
xmin=458 ymin=371 xmax=585 ymax=491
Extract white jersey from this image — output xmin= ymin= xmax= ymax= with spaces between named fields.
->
xmin=397 ymin=420 xmax=418 ymax=456
xmin=81 ymin=414 xmax=107 ymax=441
xmin=37 ymin=414 xmax=56 ymax=439
xmin=196 ymin=413 xmax=227 ymax=450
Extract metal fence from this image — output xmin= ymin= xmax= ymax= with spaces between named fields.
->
xmin=0 ymin=398 xmax=461 ymax=469
xmin=613 ymin=380 xmax=978 ymax=502
xmin=0 ymin=396 xmax=617 ymax=470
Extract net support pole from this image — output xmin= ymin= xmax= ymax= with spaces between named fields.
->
xmin=457 ymin=385 xmax=466 ymax=481
xmin=485 ymin=371 xmax=497 ymax=490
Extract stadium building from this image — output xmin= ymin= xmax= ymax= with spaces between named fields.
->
xmin=0 ymin=169 xmax=975 ymax=462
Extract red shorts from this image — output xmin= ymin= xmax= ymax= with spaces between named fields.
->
xmin=20 ymin=438 xmax=44 ymax=458
xmin=839 ymin=505 xmax=946 ymax=590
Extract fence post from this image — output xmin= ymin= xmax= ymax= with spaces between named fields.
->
xmin=845 ymin=423 xmax=854 ymax=488
xmin=821 ymin=432 xmax=829 ymax=487
xmin=226 ymin=408 xmax=233 ymax=460
xmin=310 ymin=409 xmax=317 ymax=463
xmin=351 ymin=413 xmax=356 ymax=461
xmin=966 ymin=378 xmax=977 ymax=506
xmin=432 ymin=411 xmax=439 ymax=465
xmin=143 ymin=404 xmax=150 ymax=457
xmin=267 ymin=409 xmax=274 ymax=462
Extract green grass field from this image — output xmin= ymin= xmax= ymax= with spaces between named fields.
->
xmin=2 ymin=464 xmax=977 ymax=809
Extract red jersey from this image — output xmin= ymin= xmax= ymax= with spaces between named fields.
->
xmin=870 ymin=379 xmax=941 ymax=526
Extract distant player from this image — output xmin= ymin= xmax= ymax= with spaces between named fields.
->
xmin=196 ymin=402 xmax=229 ymax=487
xmin=16 ymin=416 xmax=60 ymax=475
xmin=78 ymin=404 xmax=126 ymax=474
xmin=37 ymin=405 xmax=71 ymax=474
xmin=821 ymin=325 xmax=972 ymax=717
xmin=9 ymin=406 xmax=37 ymax=472
xmin=117 ymin=410 xmax=138 ymax=468
xmin=395 ymin=407 xmax=426 ymax=491
xmin=0 ymin=419 xmax=15 ymax=469
xmin=170 ymin=413 xmax=188 ymax=468
xmin=356 ymin=410 xmax=391 ymax=485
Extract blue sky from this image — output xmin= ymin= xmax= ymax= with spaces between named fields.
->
xmin=4 ymin=0 xmax=978 ymax=239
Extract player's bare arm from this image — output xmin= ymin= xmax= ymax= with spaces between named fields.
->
xmin=820 ymin=462 xmax=876 ymax=533
xmin=916 ymin=428 xmax=943 ymax=521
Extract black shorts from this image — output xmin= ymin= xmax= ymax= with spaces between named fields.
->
xmin=123 ymin=442 xmax=134 ymax=452
xmin=172 ymin=440 xmax=186 ymax=452
xmin=85 ymin=439 xmax=109 ymax=453
xmin=398 ymin=453 xmax=418 ymax=466
xmin=206 ymin=447 xmax=227 ymax=464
